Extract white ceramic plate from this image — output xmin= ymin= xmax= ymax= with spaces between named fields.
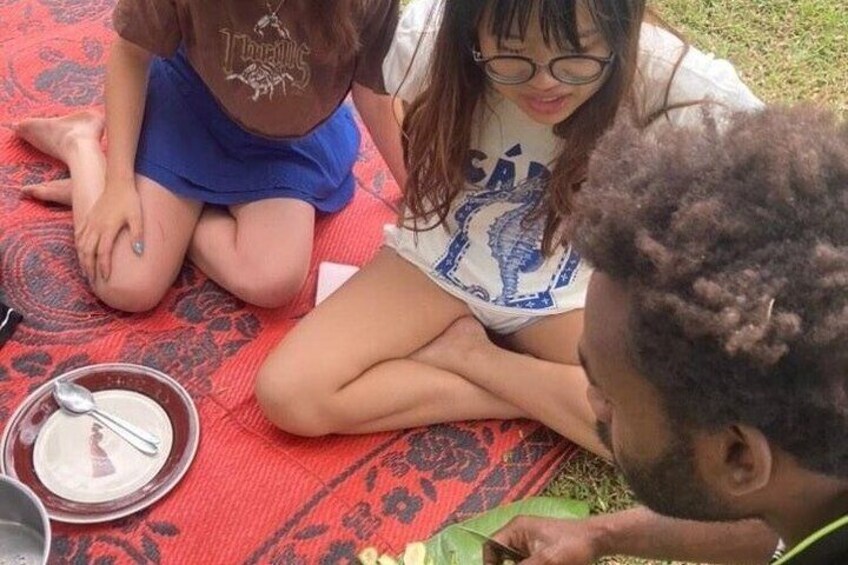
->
xmin=33 ymin=389 xmax=174 ymax=504
xmin=1 ymin=364 xmax=199 ymax=524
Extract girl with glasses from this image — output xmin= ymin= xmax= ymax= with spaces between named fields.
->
xmin=255 ymin=0 xmax=760 ymax=453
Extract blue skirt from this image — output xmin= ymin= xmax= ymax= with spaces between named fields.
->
xmin=135 ymin=52 xmax=360 ymax=211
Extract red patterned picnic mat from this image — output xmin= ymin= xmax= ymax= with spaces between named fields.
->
xmin=0 ymin=1 xmax=576 ymax=562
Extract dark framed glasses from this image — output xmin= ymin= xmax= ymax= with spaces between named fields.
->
xmin=472 ymin=49 xmax=615 ymax=86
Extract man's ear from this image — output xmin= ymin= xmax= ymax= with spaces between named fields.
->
xmin=698 ymin=424 xmax=773 ymax=497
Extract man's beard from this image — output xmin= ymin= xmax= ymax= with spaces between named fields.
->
xmin=597 ymin=421 xmax=736 ymax=522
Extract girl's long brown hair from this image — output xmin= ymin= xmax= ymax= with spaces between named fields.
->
xmin=402 ymin=0 xmax=648 ymax=255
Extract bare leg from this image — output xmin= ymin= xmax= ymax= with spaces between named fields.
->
xmin=14 ymin=111 xmax=105 ymax=158
xmin=14 ymin=112 xmax=203 ymax=311
xmin=94 ymin=176 xmax=203 ymax=311
xmin=412 ymin=313 xmax=609 ymax=457
xmin=14 ymin=111 xmax=106 ymax=227
xmin=255 ymin=249 xmax=528 ymax=437
xmin=187 ymin=198 xmax=315 ymax=308
xmin=19 ymin=178 xmax=73 ymax=204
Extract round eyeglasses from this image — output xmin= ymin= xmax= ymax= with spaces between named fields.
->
xmin=472 ymin=49 xmax=615 ymax=86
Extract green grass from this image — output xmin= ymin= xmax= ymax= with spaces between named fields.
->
xmin=653 ymin=0 xmax=848 ymax=116
xmin=544 ymin=2 xmax=847 ymax=563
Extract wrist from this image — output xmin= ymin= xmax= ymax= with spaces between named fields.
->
xmin=104 ymin=166 xmax=135 ymax=189
xmin=583 ymin=514 xmax=616 ymax=560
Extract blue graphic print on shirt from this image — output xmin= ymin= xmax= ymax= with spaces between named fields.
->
xmin=432 ymin=144 xmax=582 ymax=310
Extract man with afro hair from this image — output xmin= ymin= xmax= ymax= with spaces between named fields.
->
xmin=484 ymin=105 xmax=848 ymax=564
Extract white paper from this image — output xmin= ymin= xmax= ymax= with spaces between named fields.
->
xmin=315 ymin=261 xmax=360 ymax=305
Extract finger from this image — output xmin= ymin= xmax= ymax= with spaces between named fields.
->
xmin=517 ymin=554 xmax=546 ymax=565
xmin=487 ymin=520 xmax=536 ymax=563
xmin=75 ymin=225 xmax=88 ymax=278
xmin=489 ymin=521 xmax=522 ymax=548
xmin=77 ymin=232 xmax=98 ymax=284
xmin=519 ymin=545 xmax=570 ymax=565
xmin=482 ymin=543 xmax=500 ymax=565
xmin=483 ymin=541 xmax=527 ymax=565
xmin=127 ymin=207 xmax=144 ymax=257
xmin=97 ymin=229 xmax=116 ymax=282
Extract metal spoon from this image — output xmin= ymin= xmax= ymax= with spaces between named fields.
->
xmin=52 ymin=380 xmax=160 ymax=456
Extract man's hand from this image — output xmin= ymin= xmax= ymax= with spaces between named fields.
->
xmin=482 ymin=507 xmax=778 ymax=565
xmin=482 ymin=516 xmax=604 ymax=565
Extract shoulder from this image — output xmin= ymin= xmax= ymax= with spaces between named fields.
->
xmin=382 ymin=0 xmax=443 ymax=101
xmin=389 ymin=0 xmax=442 ymax=62
xmin=113 ymin=0 xmax=182 ymax=57
xmin=396 ymin=0 xmax=442 ymax=34
xmin=635 ymin=23 xmax=763 ymax=119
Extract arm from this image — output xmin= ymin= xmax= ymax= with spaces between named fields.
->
xmin=351 ymin=82 xmax=407 ymax=188
xmin=103 ymin=37 xmax=153 ymax=197
xmin=485 ymin=507 xmax=778 ymax=565
xmin=593 ymin=508 xmax=777 ymax=564
xmin=76 ymin=37 xmax=153 ymax=281
xmin=637 ymin=24 xmax=763 ymax=127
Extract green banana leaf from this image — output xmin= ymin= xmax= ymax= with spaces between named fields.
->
xmin=419 ymin=497 xmax=590 ymax=565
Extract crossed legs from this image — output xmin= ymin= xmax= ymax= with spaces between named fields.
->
xmin=255 ymin=249 xmax=606 ymax=456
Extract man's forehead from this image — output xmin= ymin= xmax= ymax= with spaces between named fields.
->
xmin=583 ymin=273 xmax=632 ymax=380
xmin=585 ymin=273 xmax=631 ymax=336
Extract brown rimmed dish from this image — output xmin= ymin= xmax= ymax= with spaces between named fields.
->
xmin=1 ymin=363 xmax=200 ymax=524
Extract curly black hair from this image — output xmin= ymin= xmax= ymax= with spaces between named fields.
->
xmin=570 ymin=105 xmax=848 ymax=476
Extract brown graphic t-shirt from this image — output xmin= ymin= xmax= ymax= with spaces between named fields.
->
xmin=113 ymin=0 xmax=398 ymax=138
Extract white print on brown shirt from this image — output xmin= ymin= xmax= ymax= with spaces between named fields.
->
xmin=219 ymin=0 xmax=311 ymax=101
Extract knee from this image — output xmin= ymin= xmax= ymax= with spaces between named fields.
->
xmin=254 ymin=358 xmax=337 ymax=437
xmin=93 ymin=278 xmax=167 ymax=313
xmin=235 ymin=267 xmax=307 ymax=309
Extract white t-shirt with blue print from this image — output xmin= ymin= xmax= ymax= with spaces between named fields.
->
xmin=384 ymin=0 xmax=763 ymax=318
xmin=387 ymin=92 xmax=589 ymax=315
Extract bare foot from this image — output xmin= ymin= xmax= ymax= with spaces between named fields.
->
xmin=20 ymin=178 xmax=73 ymax=205
xmin=13 ymin=110 xmax=105 ymax=161
xmin=411 ymin=316 xmax=493 ymax=373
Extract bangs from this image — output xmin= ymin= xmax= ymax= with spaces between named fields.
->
xmin=484 ymin=0 xmax=587 ymax=51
